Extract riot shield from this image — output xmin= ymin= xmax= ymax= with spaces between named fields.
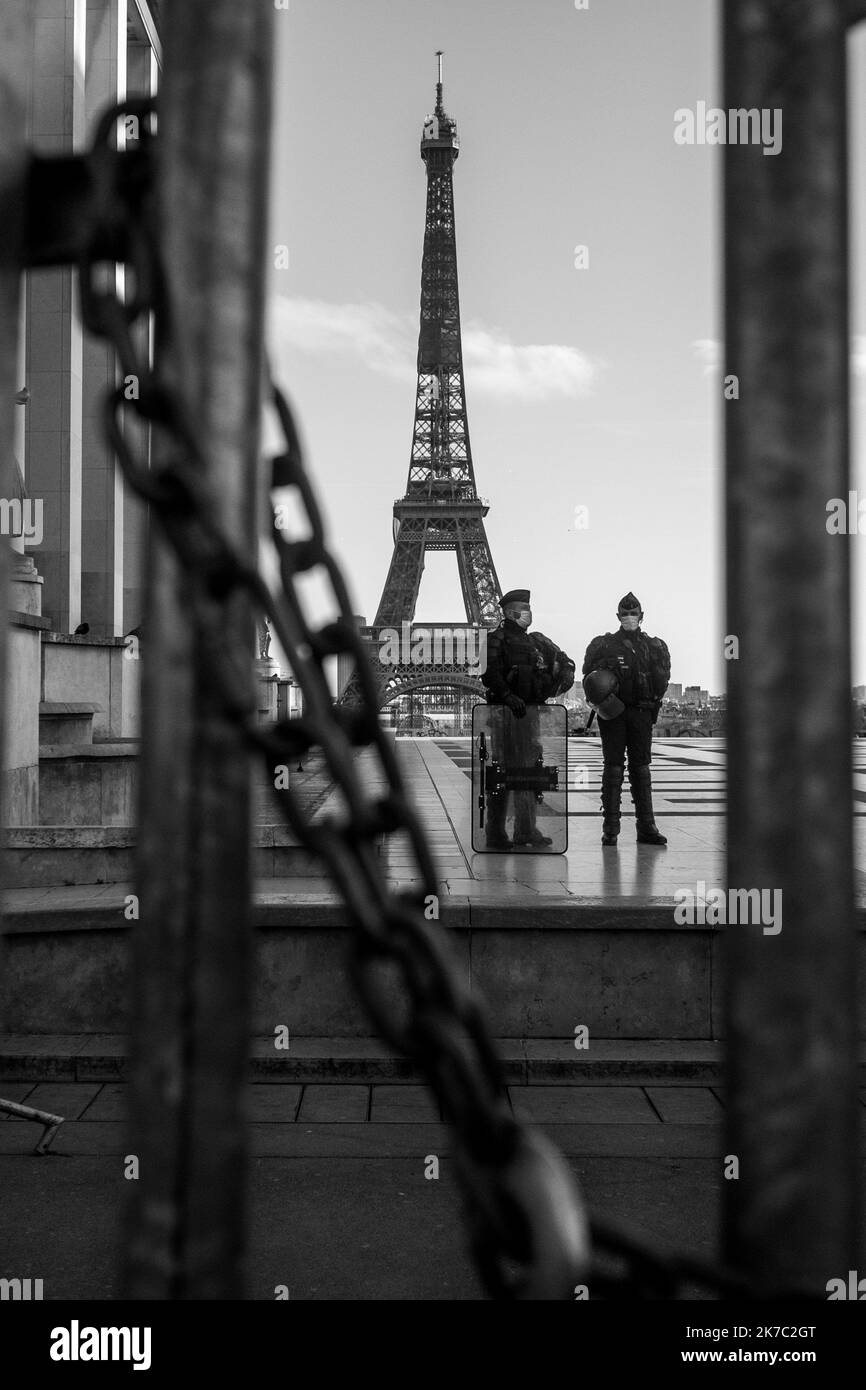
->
xmin=471 ymin=703 xmax=568 ymax=853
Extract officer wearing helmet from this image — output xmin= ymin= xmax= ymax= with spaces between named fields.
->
xmin=582 ymin=593 xmax=670 ymax=847
xmin=481 ymin=588 xmax=575 ymax=849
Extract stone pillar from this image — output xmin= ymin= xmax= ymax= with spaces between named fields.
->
xmin=120 ymin=15 xmax=156 ymax=636
xmin=24 ymin=0 xmax=87 ymax=634
xmin=80 ymin=0 xmax=125 ymax=637
xmin=12 ymin=276 xmax=27 ymax=557
xmin=5 ymin=555 xmax=47 ymax=825
xmin=255 ymin=662 xmax=279 ymax=722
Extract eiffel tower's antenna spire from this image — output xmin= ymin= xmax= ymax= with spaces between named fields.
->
xmin=435 ymin=50 xmax=444 ymax=116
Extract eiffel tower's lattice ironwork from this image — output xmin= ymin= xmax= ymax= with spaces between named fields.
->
xmin=341 ymin=57 xmax=501 ymax=713
xmin=375 ymin=56 xmax=500 ymax=630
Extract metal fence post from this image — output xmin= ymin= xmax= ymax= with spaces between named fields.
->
xmin=123 ymin=1 xmax=273 ymax=1298
xmin=723 ymin=0 xmax=859 ymax=1291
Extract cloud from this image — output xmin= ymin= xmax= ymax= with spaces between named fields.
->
xmin=692 ymin=338 xmax=722 ymax=375
xmin=462 ymin=324 xmax=595 ymax=399
xmin=268 ymin=296 xmax=596 ymax=400
xmin=269 ymin=297 xmax=414 ymax=380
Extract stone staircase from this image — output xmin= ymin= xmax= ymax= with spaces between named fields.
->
xmin=2 ymin=708 xmax=330 ymax=886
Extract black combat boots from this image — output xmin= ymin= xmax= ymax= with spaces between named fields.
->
xmin=485 ymin=792 xmax=513 ymax=850
xmin=600 ymin=765 xmax=624 ymax=846
xmin=629 ymin=765 xmax=667 ymax=845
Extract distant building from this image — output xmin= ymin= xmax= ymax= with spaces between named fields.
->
xmin=854 ymin=685 xmax=866 ymax=702
xmin=276 ymin=678 xmax=303 ymax=721
xmin=683 ymin=686 xmax=709 ymax=707
xmin=666 ymin=683 xmax=683 ymax=702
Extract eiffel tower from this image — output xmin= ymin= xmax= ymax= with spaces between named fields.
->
xmin=340 ymin=55 xmax=501 ymax=727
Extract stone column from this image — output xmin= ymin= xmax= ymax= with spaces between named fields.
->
xmin=120 ymin=16 xmax=155 ymax=636
xmin=24 ymin=0 xmax=87 ymax=634
xmin=5 ymin=556 xmax=47 ymax=825
xmin=79 ymin=0 xmax=125 ymax=636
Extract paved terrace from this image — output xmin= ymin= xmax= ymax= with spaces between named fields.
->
xmin=4 ymin=736 xmax=864 ymax=914
xmin=393 ymin=735 xmax=728 ymax=901
xmin=403 ymin=735 xmax=866 ymax=902
xmin=1 ymin=735 xmax=864 ymax=1070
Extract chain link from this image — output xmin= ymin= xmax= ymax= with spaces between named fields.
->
xmin=71 ymin=98 xmax=819 ymax=1303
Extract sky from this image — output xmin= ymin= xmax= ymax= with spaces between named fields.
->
xmin=265 ymin=0 xmax=866 ymax=693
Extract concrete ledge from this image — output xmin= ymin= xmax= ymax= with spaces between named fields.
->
xmin=41 ymin=633 xmax=128 ymax=648
xmin=38 ymin=744 xmax=137 ymax=758
xmin=0 ymin=1033 xmax=729 ymax=1083
xmin=39 ymin=702 xmax=101 ymax=715
xmin=1 ymin=894 xmax=864 ymax=1037
xmin=467 ymin=900 xmax=700 ymax=930
xmin=6 ymin=827 xmax=136 ymax=847
xmin=8 ymin=610 xmax=52 ymax=630
xmin=0 ymin=893 xmax=701 ymax=932
xmin=3 ymin=1034 xmax=866 ymax=1086
xmin=4 ymin=826 xmax=312 ymax=849
xmin=2 ymin=827 xmax=324 ymax=885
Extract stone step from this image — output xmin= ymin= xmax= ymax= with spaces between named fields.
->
xmin=38 ymin=702 xmax=98 ymax=747
xmin=0 ymin=1034 xmax=733 ymax=1083
xmin=38 ymin=744 xmax=137 ymax=826
xmin=30 ymin=743 xmax=328 ymax=835
xmin=1 ymin=826 xmax=326 ymax=886
xmin=2 ymin=887 xmax=864 ymax=1039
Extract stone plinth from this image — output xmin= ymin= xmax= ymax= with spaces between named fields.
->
xmin=41 ymin=632 xmax=139 ymax=740
xmin=255 ymin=658 xmax=280 ymax=722
xmin=3 ymin=897 xmax=864 ymax=1038
xmin=4 ymin=556 xmax=48 ymax=826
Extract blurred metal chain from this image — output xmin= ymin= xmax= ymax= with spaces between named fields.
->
xmin=76 ymin=97 xmax=587 ymax=1300
xmin=71 ymin=97 xmax=817 ymax=1303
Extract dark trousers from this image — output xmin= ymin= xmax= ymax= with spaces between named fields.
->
xmin=598 ymin=706 xmax=653 ymax=769
xmin=486 ymin=704 xmax=543 ymax=839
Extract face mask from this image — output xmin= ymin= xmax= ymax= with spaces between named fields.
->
xmin=515 ymin=608 xmax=532 ymax=629
xmin=619 ymin=614 xmax=640 ymax=632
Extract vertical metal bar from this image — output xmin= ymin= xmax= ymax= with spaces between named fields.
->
xmin=123 ymin=1 xmax=273 ymax=1298
xmin=0 ymin=2 xmax=34 ymax=944
xmin=724 ymin=0 xmax=858 ymax=1290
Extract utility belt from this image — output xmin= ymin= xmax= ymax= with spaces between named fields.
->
xmin=610 ymin=699 xmax=657 ymax=715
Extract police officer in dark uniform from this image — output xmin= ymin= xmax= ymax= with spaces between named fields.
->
xmin=481 ymin=589 xmax=575 ymax=848
xmin=582 ymin=592 xmax=670 ymax=847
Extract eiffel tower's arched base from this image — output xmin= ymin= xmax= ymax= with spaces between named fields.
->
xmin=337 ymin=661 xmax=483 ymax=736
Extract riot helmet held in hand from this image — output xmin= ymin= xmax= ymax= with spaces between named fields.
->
xmin=583 ymin=667 xmax=625 ymax=720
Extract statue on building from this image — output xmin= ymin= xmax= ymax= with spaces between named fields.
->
xmin=256 ymin=613 xmax=272 ymax=662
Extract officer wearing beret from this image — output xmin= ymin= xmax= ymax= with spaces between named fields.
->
xmin=582 ymin=592 xmax=670 ymax=847
xmin=481 ymin=589 xmax=575 ymax=849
